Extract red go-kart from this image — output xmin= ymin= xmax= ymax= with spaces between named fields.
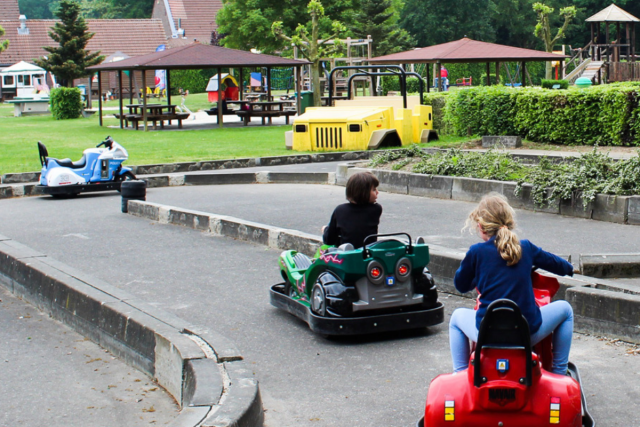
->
xmin=419 ymin=273 xmax=595 ymax=427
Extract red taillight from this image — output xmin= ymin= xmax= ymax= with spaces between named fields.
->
xmin=399 ymin=264 xmax=409 ymax=275
xmin=371 ymin=267 xmax=382 ymax=278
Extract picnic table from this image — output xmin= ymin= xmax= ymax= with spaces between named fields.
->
xmin=235 ymin=100 xmax=296 ymax=126
xmin=120 ymin=104 xmax=189 ymax=130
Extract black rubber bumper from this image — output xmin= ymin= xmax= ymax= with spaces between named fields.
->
xmin=270 ymin=283 xmax=444 ymax=336
xmin=37 ymin=181 xmax=122 ymax=195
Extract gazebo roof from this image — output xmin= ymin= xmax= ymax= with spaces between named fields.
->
xmin=369 ymin=38 xmax=568 ymax=64
xmin=88 ymin=42 xmax=309 ymax=71
xmin=586 ymin=4 xmax=640 ymax=23
xmin=0 ymin=60 xmax=45 ymax=73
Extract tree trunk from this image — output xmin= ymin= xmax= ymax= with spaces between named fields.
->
xmin=312 ymin=61 xmax=322 ymax=107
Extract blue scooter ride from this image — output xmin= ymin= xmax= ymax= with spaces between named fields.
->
xmin=37 ymin=136 xmax=136 ymax=197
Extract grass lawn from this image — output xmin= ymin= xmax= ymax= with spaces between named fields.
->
xmin=0 ymin=92 xmax=476 ymax=175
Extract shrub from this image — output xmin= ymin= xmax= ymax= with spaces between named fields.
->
xmin=49 ymin=87 xmax=82 ymax=120
xmin=423 ymin=92 xmax=450 ymax=133
xmin=380 ymin=76 xmax=426 ymax=95
xmin=541 ymin=79 xmax=569 ymax=89
xmin=169 ymin=68 xmax=219 ymax=94
xmin=443 ymin=83 xmax=640 ymax=145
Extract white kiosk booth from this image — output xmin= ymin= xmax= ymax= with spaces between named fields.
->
xmin=1 ymin=61 xmax=51 ymax=116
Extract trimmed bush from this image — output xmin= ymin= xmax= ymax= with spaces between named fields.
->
xmin=50 ymin=87 xmax=82 ymax=120
xmin=541 ymin=79 xmax=569 ymax=89
xmin=423 ymin=92 xmax=450 ymax=132
xmin=443 ymin=83 xmax=640 ymax=145
xmin=169 ymin=68 xmax=220 ymax=94
xmin=381 ymin=76 xmax=426 ymax=95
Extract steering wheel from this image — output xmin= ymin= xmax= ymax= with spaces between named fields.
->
xmin=96 ymin=136 xmax=114 ymax=149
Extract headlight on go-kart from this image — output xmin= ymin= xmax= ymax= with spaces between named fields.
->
xmin=367 ymin=260 xmax=385 ymax=285
xmin=395 ymin=257 xmax=412 ymax=282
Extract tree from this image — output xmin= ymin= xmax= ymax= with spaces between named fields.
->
xmin=79 ymin=0 xmax=123 ymax=19
xmin=18 ymin=0 xmax=55 ymax=18
xmin=352 ymin=0 xmax=415 ymax=56
xmin=399 ymin=0 xmax=496 ymax=47
xmin=272 ymin=1 xmax=346 ymax=107
xmin=0 ymin=24 xmax=9 ymax=53
xmin=35 ymin=0 xmax=104 ymax=87
xmin=218 ymin=0 xmax=356 ymax=54
xmin=533 ymin=2 xmax=576 ymax=79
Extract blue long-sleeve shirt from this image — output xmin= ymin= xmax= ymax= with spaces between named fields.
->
xmin=454 ymin=237 xmax=574 ymax=334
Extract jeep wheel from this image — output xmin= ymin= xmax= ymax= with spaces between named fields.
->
xmin=311 ymin=283 xmax=327 ymax=317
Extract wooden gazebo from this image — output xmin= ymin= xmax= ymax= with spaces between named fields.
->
xmin=87 ymin=43 xmax=309 ymax=131
xmin=586 ymin=4 xmax=639 ymax=82
xmin=369 ymin=38 xmax=568 ymax=89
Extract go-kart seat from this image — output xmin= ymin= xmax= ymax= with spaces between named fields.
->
xmin=293 ymin=253 xmax=312 ymax=270
xmin=473 ymin=299 xmax=533 ymax=387
xmin=55 ymin=155 xmax=87 ymax=169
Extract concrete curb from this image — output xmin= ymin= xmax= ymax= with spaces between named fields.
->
xmin=0 ymin=235 xmax=264 ymax=427
xmin=126 ymin=201 xmax=640 ymax=344
xmin=1 ymin=150 xmax=377 ymax=186
xmin=580 ymin=254 xmax=640 ymax=278
xmin=342 ymin=165 xmax=639 ymax=225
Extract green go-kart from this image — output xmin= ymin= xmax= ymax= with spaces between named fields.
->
xmin=270 ymin=233 xmax=444 ymax=335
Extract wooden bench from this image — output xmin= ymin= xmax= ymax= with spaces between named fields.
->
xmin=205 ymin=108 xmax=239 ymax=124
xmin=124 ymin=112 xmax=190 ymax=130
xmin=235 ymin=110 xmax=297 ymax=126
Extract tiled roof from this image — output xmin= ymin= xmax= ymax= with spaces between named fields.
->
xmin=89 ymin=42 xmax=309 ymax=70
xmin=0 ymin=18 xmax=168 ymax=66
xmin=0 ymin=0 xmax=20 ymax=20
xmin=156 ymin=0 xmax=222 ymax=43
xmin=370 ymin=38 xmax=568 ymax=64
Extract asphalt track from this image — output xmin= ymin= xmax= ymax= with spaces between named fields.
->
xmin=1 ymin=164 xmax=640 ymax=426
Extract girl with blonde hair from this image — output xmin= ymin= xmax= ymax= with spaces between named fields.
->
xmin=450 ymin=193 xmax=575 ymax=375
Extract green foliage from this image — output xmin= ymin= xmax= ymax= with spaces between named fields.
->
xmin=423 ymin=92 xmax=450 ymax=132
xmin=541 ymin=79 xmax=569 ymax=89
xmin=0 ymin=24 xmax=8 ymax=53
xmin=169 ymin=69 xmax=218 ymax=95
xmin=218 ymin=0 xmax=356 ymax=54
xmin=380 ymin=76 xmax=426 ymax=94
xmin=50 ymin=87 xmax=83 ymax=119
xmin=18 ymin=0 xmax=56 ymax=18
xmin=34 ymin=0 xmax=105 ymax=87
xmin=442 ymin=84 xmax=640 ymax=146
xmin=479 ymin=74 xmax=499 ymax=86
xmin=352 ymin=0 xmax=415 ymax=56
xmin=79 ymin=0 xmax=123 ymax=18
xmin=369 ymin=146 xmax=640 ymax=207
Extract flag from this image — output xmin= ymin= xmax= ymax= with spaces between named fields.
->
xmin=155 ymin=45 xmax=167 ymax=89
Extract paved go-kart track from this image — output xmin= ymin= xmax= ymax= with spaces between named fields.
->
xmin=2 ymin=161 xmax=640 ymax=426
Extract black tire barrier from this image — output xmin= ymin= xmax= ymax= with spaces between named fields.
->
xmin=121 ymin=180 xmax=146 ymax=213
xmin=121 ymin=180 xmax=146 ymax=198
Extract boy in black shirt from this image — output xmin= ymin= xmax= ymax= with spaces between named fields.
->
xmin=322 ymin=172 xmax=382 ymax=249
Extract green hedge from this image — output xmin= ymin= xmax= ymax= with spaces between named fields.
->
xmin=50 ymin=87 xmax=82 ymax=120
xmin=443 ymin=84 xmax=640 ymax=145
xmin=423 ymin=92 xmax=450 ymax=132
xmin=380 ymin=76 xmax=426 ymax=95
xmin=169 ymin=68 xmax=221 ymax=94
xmin=541 ymin=79 xmax=569 ymax=89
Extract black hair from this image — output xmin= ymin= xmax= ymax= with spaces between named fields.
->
xmin=346 ymin=172 xmax=379 ymax=205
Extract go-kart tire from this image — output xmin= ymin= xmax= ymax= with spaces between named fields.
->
xmin=121 ymin=179 xmax=146 ymax=197
xmin=283 ymin=281 xmax=297 ymax=298
xmin=311 ymin=283 xmax=327 ymax=317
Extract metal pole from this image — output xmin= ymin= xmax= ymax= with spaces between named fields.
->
xmin=118 ymin=70 xmax=123 ymax=129
xmin=98 ymin=71 xmax=103 ymax=126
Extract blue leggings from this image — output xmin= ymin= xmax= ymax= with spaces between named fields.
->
xmin=449 ymin=301 xmax=574 ymax=375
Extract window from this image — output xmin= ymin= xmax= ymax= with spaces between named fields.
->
xmin=17 ymin=75 xmax=23 ymax=84
xmin=3 ymin=75 xmax=14 ymax=86
xmin=24 ymin=75 xmax=31 ymax=86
